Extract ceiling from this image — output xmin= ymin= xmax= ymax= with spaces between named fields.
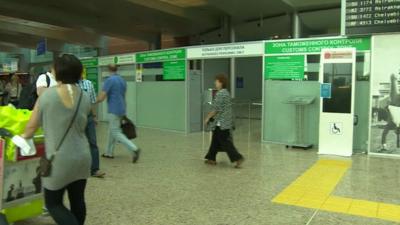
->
xmin=0 ymin=0 xmax=341 ymax=52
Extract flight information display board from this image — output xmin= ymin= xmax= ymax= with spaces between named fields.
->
xmin=346 ymin=0 xmax=400 ymax=35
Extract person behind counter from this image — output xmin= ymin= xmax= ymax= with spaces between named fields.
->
xmin=5 ymin=74 xmax=22 ymax=106
xmin=22 ymin=54 xmax=92 ymax=225
xmin=0 ymin=78 xmax=7 ymax=106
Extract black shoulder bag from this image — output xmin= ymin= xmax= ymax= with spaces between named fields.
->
xmin=39 ymin=90 xmax=83 ymax=177
xmin=121 ymin=116 xmax=137 ymax=139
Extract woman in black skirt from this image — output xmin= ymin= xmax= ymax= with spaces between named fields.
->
xmin=204 ymin=74 xmax=244 ymax=168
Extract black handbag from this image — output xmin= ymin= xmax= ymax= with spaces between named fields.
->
xmin=121 ymin=116 xmax=137 ymax=139
xmin=39 ymin=90 xmax=83 ymax=177
xmin=205 ymin=117 xmax=215 ymax=132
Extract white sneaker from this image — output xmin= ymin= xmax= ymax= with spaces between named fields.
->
xmin=379 ymin=144 xmax=388 ymax=152
xmin=42 ymin=207 xmax=49 ymax=216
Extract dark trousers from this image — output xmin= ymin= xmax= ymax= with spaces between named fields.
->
xmin=9 ymin=98 xmax=18 ymax=107
xmin=205 ymin=127 xmax=243 ymax=162
xmin=382 ymin=121 xmax=397 ymax=144
xmin=44 ymin=179 xmax=87 ymax=225
xmin=86 ymin=114 xmax=100 ymax=175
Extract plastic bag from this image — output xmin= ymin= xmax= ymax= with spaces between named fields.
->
xmin=0 ymin=106 xmax=31 ymax=134
xmin=0 ymin=105 xmax=43 ymax=161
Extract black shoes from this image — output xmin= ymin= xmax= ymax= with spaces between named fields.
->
xmin=101 ymin=154 xmax=114 ymax=159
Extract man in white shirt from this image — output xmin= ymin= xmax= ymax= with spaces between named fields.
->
xmin=36 ymin=71 xmax=57 ymax=96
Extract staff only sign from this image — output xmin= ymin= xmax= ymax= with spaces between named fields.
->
xmin=187 ymin=42 xmax=264 ymax=59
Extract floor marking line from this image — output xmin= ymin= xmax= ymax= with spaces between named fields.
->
xmin=272 ymin=159 xmax=400 ymax=223
xmin=305 ymin=209 xmax=319 ymax=225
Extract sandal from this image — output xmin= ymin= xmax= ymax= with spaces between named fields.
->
xmin=204 ymin=160 xmax=217 ymax=165
xmin=234 ymin=158 xmax=245 ymax=168
xmin=91 ymin=170 xmax=106 ymax=178
xmin=101 ymin=154 xmax=114 ymax=159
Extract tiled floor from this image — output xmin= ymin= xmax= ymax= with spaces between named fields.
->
xmin=16 ymin=120 xmax=400 ymax=225
xmin=273 ymin=159 xmax=400 ymax=222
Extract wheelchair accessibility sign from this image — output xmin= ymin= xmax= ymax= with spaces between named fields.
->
xmin=330 ymin=122 xmax=342 ymax=135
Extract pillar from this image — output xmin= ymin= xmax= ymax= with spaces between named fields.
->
xmin=340 ymin=0 xmax=346 ymax=36
xmin=229 ymin=18 xmax=236 ymax=98
xmin=292 ymin=12 xmax=302 ymax=39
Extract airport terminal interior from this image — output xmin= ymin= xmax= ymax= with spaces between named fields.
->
xmin=0 ymin=0 xmax=400 ymax=224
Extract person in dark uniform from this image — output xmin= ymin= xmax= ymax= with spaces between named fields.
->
xmin=204 ymin=74 xmax=244 ymax=168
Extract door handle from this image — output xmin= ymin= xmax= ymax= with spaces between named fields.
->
xmin=354 ymin=115 xmax=359 ymax=126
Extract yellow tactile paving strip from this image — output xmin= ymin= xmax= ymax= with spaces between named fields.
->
xmin=272 ymin=159 xmax=400 ymax=222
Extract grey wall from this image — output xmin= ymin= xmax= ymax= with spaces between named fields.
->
xmin=235 ymin=57 xmax=263 ymax=102
xmin=235 ymin=15 xmax=291 ymax=42
xmin=191 ymin=15 xmax=291 ymax=45
xmin=264 ymin=81 xmax=320 ymax=146
xmin=190 ymin=8 xmax=340 ymax=45
xmin=194 ymin=29 xmax=230 ymax=45
xmin=353 ymin=81 xmax=370 ymax=153
xmin=203 ymin=58 xmax=230 ymax=91
xmin=136 ymin=81 xmax=186 ymax=132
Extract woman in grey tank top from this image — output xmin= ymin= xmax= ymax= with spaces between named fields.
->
xmin=22 ymin=54 xmax=91 ymax=225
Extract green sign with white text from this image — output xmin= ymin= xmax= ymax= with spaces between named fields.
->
xmin=98 ymin=56 xmax=117 ymax=66
xmin=116 ymin=54 xmax=135 ymax=65
xmin=163 ymin=60 xmax=186 ymax=80
xmin=80 ymin=58 xmax=99 ymax=93
xmin=81 ymin=58 xmax=98 ymax=67
xmin=86 ymin=67 xmax=99 ymax=93
xmin=136 ymin=49 xmax=186 ymax=63
xmin=265 ymin=37 xmax=371 ymax=54
xmin=265 ymin=55 xmax=305 ymax=80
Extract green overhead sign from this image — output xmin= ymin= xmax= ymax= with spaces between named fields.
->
xmin=80 ymin=58 xmax=99 ymax=92
xmin=265 ymin=55 xmax=305 ymax=80
xmin=116 ymin=54 xmax=135 ymax=65
xmin=99 ymin=56 xmax=117 ymax=66
xmin=136 ymin=49 xmax=186 ymax=63
xmin=265 ymin=37 xmax=371 ymax=54
xmin=85 ymin=67 xmax=99 ymax=93
xmin=80 ymin=58 xmax=98 ymax=67
xmin=163 ymin=60 xmax=186 ymax=80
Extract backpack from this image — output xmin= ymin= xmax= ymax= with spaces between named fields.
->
xmin=18 ymin=74 xmax=50 ymax=110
